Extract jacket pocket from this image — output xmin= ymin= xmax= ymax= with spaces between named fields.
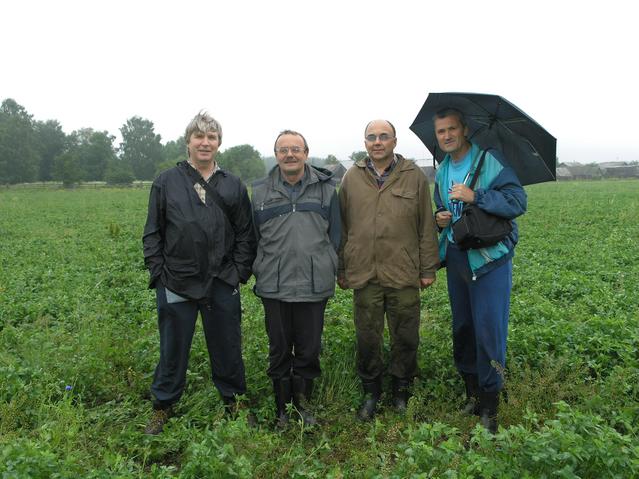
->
xmin=390 ymin=188 xmax=417 ymax=217
xmin=164 ymin=257 xmax=199 ymax=275
xmin=255 ymin=256 xmax=280 ymax=294
xmin=311 ymin=250 xmax=337 ymax=294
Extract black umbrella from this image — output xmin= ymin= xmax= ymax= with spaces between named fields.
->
xmin=410 ymin=92 xmax=557 ymax=185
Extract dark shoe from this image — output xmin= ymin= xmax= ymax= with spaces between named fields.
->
xmin=222 ymin=395 xmax=236 ymax=414
xmin=479 ymin=390 xmax=499 ymax=434
xmin=292 ymin=375 xmax=317 ymax=426
xmin=461 ymin=373 xmax=480 ymax=416
xmin=144 ymin=406 xmax=173 ymax=435
xmin=391 ymin=377 xmax=410 ymax=412
xmin=358 ymin=378 xmax=382 ymax=421
xmin=273 ymin=377 xmax=292 ymax=429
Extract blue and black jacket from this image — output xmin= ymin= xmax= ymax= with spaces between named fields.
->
xmin=433 ymin=143 xmax=527 ymax=279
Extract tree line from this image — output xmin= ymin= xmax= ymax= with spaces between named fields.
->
xmin=0 ymin=98 xmax=270 ymax=186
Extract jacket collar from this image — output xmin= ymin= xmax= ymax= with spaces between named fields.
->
xmin=355 ymin=154 xmax=414 ymax=190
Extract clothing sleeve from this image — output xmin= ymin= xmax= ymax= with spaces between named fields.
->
xmin=474 ymin=166 xmax=527 ymax=220
xmin=142 ymin=181 xmax=165 ymax=289
xmin=250 ymin=201 xmax=261 ymax=243
xmin=327 ymin=189 xmax=341 ymax=252
xmin=418 ymin=175 xmax=441 ymax=278
xmin=230 ymin=182 xmax=257 ymax=284
xmin=337 ymin=176 xmax=349 ymax=278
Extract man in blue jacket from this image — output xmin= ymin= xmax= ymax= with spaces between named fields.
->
xmin=142 ymin=111 xmax=256 ymax=434
xmin=432 ymin=108 xmax=527 ymax=433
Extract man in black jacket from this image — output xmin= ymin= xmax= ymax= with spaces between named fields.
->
xmin=142 ymin=111 xmax=256 ymax=434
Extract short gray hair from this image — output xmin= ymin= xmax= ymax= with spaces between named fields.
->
xmin=274 ymin=129 xmax=309 ymax=153
xmin=185 ymin=111 xmax=223 ymax=146
xmin=433 ymin=108 xmax=467 ymax=129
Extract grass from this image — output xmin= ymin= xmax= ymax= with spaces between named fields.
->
xmin=0 ymin=180 xmax=638 ymax=477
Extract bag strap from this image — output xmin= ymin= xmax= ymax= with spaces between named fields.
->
xmin=468 ymin=149 xmax=491 ymax=190
xmin=181 ymin=161 xmax=231 ymax=220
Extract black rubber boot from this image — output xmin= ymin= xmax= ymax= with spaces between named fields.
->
xmin=292 ymin=375 xmax=317 ymax=426
xmin=273 ymin=377 xmax=292 ymax=429
xmin=391 ymin=377 xmax=410 ymax=412
xmin=358 ymin=377 xmax=382 ymax=421
xmin=479 ymin=390 xmax=499 ymax=434
xmin=461 ymin=373 xmax=480 ymax=416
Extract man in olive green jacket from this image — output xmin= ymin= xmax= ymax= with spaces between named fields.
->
xmin=338 ymin=119 xmax=440 ymax=420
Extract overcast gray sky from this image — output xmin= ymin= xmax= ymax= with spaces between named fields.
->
xmin=2 ymin=0 xmax=637 ymax=164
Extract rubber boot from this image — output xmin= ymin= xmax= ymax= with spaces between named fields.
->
xmin=479 ymin=390 xmax=499 ymax=434
xmin=358 ymin=377 xmax=382 ymax=421
xmin=391 ymin=377 xmax=410 ymax=412
xmin=461 ymin=373 xmax=480 ymax=416
xmin=273 ymin=377 xmax=292 ymax=429
xmin=292 ymin=374 xmax=317 ymax=426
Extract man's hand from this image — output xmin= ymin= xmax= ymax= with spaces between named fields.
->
xmin=420 ymin=277 xmax=435 ymax=289
xmin=435 ymin=210 xmax=452 ymax=228
xmin=337 ymin=276 xmax=348 ymax=290
xmin=449 ymin=183 xmax=475 ymax=203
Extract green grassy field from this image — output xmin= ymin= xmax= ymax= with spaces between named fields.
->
xmin=1 ymin=180 xmax=638 ymax=477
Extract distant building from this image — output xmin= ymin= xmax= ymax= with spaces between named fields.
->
xmin=413 ymin=158 xmax=436 ymax=181
xmin=598 ymin=163 xmax=639 ymax=178
xmin=564 ymin=163 xmax=602 ymax=180
xmin=324 ymin=162 xmax=347 ymax=182
xmin=556 ymin=166 xmax=572 ymax=181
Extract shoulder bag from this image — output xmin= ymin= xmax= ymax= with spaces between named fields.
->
xmin=451 ymin=150 xmax=513 ymax=250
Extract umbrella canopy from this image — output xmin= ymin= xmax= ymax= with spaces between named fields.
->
xmin=410 ymin=92 xmax=557 ymax=185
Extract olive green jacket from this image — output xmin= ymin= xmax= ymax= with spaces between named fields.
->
xmin=338 ymin=155 xmax=440 ymax=289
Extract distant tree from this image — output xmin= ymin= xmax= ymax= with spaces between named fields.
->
xmin=53 ymin=150 xmax=84 ymax=187
xmin=308 ymin=156 xmax=326 ymax=167
xmin=67 ymin=128 xmax=116 ymax=181
xmin=119 ymin=116 xmax=165 ymax=180
xmin=105 ymin=159 xmax=135 ymax=186
xmin=154 ymin=159 xmax=177 ymax=177
xmin=0 ymin=98 xmax=39 ymax=184
xmin=325 ymin=154 xmax=339 ymax=165
xmin=164 ymin=136 xmax=187 ymax=164
xmin=349 ymin=150 xmax=367 ymax=162
xmin=217 ymin=144 xmax=265 ymax=182
xmin=153 ymin=136 xmax=187 ymax=177
xmin=263 ymin=155 xmax=276 ymax=171
xmin=34 ymin=119 xmax=66 ymax=181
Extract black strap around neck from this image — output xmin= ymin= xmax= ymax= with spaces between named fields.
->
xmin=468 ymin=149 xmax=490 ymax=190
xmin=181 ymin=162 xmax=230 ymax=220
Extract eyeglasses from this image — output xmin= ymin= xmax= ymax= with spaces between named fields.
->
xmin=276 ymin=146 xmax=306 ymax=155
xmin=365 ymin=133 xmax=394 ymax=142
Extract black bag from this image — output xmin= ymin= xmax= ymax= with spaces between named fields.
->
xmin=452 ymin=150 xmax=512 ymax=250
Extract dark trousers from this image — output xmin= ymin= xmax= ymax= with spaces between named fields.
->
xmin=151 ymin=279 xmax=246 ymax=409
xmin=353 ymin=283 xmax=421 ymax=381
xmin=261 ymin=298 xmax=327 ymax=380
xmin=446 ymin=244 xmax=512 ymax=393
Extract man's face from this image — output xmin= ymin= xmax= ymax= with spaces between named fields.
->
xmin=364 ymin=120 xmax=397 ymax=164
xmin=275 ymin=134 xmax=308 ymax=180
xmin=434 ymin=116 xmax=469 ymax=158
xmin=188 ymin=130 xmax=219 ymax=163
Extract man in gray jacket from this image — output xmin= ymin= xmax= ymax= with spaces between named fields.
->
xmin=252 ymin=130 xmax=340 ymax=427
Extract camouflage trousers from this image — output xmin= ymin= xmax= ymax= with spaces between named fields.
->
xmin=353 ymin=283 xmax=421 ymax=381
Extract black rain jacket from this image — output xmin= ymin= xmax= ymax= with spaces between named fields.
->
xmin=142 ymin=161 xmax=256 ymax=300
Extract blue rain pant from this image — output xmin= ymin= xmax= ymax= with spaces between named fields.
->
xmin=150 ymin=279 xmax=247 ymax=409
xmin=445 ymin=244 xmax=512 ymax=392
